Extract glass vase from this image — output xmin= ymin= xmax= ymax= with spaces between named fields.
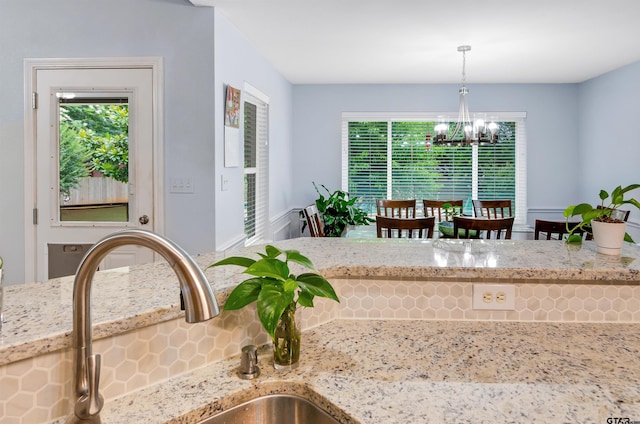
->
xmin=272 ymin=303 xmax=300 ymax=370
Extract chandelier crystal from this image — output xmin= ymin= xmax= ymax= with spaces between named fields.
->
xmin=431 ymin=45 xmax=498 ymax=147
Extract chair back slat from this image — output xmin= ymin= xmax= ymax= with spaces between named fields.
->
xmin=303 ymin=205 xmax=325 ymax=237
xmin=534 ymin=219 xmax=586 ymax=240
xmin=472 ymin=199 xmax=512 ymax=219
xmin=453 ymin=216 xmax=514 ymax=240
xmin=376 ymin=216 xmax=435 ymax=239
xmin=376 ymin=199 xmax=417 ymax=218
xmin=423 ymin=200 xmax=464 ymax=222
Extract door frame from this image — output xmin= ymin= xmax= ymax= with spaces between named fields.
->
xmin=23 ymin=57 xmax=165 ymax=282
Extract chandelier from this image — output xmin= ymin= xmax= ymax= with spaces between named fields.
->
xmin=430 ymin=45 xmax=499 ymax=147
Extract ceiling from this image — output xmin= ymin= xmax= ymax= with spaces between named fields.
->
xmin=192 ymin=0 xmax=640 ymax=85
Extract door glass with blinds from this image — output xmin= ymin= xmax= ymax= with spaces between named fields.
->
xmin=243 ymin=90 xmax=268 ymax=244
xmin=343 ymin=114 xmax=526 ymax=222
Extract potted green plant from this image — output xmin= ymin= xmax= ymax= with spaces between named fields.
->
xmin=208 ymin=245 xmax=339 ymax=369
xmin=309 ymin=182 xmax=374 ymax=237
xmin=436 ymin=202 xmax=461 ymax=237
xmin=564 ymin=184 xmax=640 ymax=255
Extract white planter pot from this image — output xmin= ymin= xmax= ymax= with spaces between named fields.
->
xmin=591 ymin=220 xmax=626 ymax=255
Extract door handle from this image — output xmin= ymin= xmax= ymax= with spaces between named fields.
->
xmin=138 ymin=215 xmax=149 ymax=225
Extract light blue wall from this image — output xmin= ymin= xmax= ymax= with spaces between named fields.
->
xmin=578 ymin=61 xmax=640 ymax=200
xmin=214 ymin=11 xmax=294 ymax=248
xmin=292 ymin=83 xmax=581 ymax=221
xmin=578 ymin=60 xmax=640 ymax=240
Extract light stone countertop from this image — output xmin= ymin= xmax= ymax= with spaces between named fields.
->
xmin=87 ymin=319 xmax=640 ymax=423
xmin=2 ymin=238 xmax=640 ymax=366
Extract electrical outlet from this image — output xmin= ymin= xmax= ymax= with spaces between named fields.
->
xmin=472 ymin=283 xmax=515 ymax=310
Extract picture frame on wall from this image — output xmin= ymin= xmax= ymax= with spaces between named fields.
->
xmin=225 ymin=85 xmax=241 ymax=128
xmin=224 ymin=85 xmax=241 ymax=167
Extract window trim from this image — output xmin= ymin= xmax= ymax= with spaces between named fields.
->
xmin=341 ymin=112 xmax=527 ymax=224
xmin=243 ymin=83 xmax=270 ymax=245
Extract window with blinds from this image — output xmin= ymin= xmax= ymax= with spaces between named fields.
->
xmin=243 ymin=88 xmax=269 ymax=244
xmin=341 ymin=113 xmax=527 ymax=223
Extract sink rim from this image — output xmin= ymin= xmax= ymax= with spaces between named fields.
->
xmin=180 ymin=383 xmax=358 ymax=424
xmin=196 ymin=393 xmax=342 ymax=424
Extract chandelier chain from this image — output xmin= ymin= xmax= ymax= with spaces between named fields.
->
xmin=461 ymin=49 xmax=466 ymax=87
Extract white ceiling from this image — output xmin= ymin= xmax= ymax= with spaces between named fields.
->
xmin=193 ymin=0 xmax=640 ymax=85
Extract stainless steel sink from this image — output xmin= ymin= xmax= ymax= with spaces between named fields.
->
xmin=198 ymin=394 xmax=341 ymax=424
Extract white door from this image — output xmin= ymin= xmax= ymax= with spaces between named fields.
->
xmin=32 ymin=67 xmax=157 ymax=281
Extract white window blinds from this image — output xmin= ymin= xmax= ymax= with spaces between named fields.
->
xmin=341 ymin=112 xmax=527 ymax=223
xmin=243 ymin=86 xmax=269 ymax=244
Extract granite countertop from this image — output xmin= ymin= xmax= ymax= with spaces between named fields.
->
xmin=91 ymin=319 xmax=640 ymax=423
xmin=2 ymin=238 xmax=640 ymax=366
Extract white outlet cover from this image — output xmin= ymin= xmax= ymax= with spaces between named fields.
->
xmin=472 ymin=283 xmax=516 ymax=310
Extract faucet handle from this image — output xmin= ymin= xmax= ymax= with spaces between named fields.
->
xmin=238 ymin=345 xmax=260 ymax=380
xmin=75 ymin=354 xmax=105 ymax=419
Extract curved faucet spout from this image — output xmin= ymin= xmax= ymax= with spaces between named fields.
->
xmin=67 ymin=229 xmax=220 ymax=423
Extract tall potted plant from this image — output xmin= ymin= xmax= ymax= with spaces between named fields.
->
xmin=564 ymin=184 xmax=640 ymax=255
xmin=209 ymin=245 xmax=339 ymax=369
xmin=310 ymin=182 xmax=374 ymax=237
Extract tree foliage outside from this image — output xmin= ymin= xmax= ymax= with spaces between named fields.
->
xmin=58 ymin=103 xmax=129 ymax=195
xmin=59 ymin=122 xmax=90 ymax=197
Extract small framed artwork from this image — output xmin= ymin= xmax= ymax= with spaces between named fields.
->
xmin=224 ymin=85 xmax=241 ymax=167
xmin=225 ymin=85 xmax=241 ymax=128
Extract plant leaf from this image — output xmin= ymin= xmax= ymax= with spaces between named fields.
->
xmin=599 ymin=189 xmax=610 ymax=202
xmin=256 ymin=284 xmax=294 ymax=339
xmin=620 ymin=183 xmax=640 ymax=194
xmin=245 ymin=258 xmax=289 ymax=281
xmin=208 ymin=256 xmax=256 ymax=269
xmin=563 ymin=205 xmax=576 ymax=218
xmin=265 ymin=245 xmax=284 ymax=258
xmin=296 ymin=273 xmax=340 ymax=302
xmin=297 ymin=290 xmax=314 ymax=307
xmin=582 ymin=208 xmax=604 ymax=221
xmin=623 ymin=198 xmax=640 ymax=210
xmin=573 ymin=203 xmax=594 ymax=216
xmin=223 ymin=279 xmax=262 ymax=310
xmin=282 ymin=277 xmax=299 ymax=293
xmin=285 ymin=249 xmax=316 ymax=270
xmin=566 ymin=234 xmax=584 ymax=244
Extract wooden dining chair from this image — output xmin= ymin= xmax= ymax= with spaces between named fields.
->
xmin=376 ymin=199 xmax=417 ymax=218
xmin=453 ymin=216 xmax=514 ymax=240
xmin=472 ymin=199 xmax=512 ymax=219
xmin=534 ymin=219 xmax=586 ymax=240
xmin=423 ymin=200 xmax=464 ymax=222
xmin=376 ymin=216 xmax=435 ymax=239
xmin=303 ymin=205 xmax=325 ymax=237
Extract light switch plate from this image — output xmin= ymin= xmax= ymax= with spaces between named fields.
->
xmin=170 ymin=177 xmax=194 ymax=193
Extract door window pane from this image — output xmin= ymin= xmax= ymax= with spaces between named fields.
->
xmin=58 ymin=97 xmax=129 ymax=222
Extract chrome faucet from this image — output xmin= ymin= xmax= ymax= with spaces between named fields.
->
xmin=66 ymin=229 xmax=220 ymax=423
